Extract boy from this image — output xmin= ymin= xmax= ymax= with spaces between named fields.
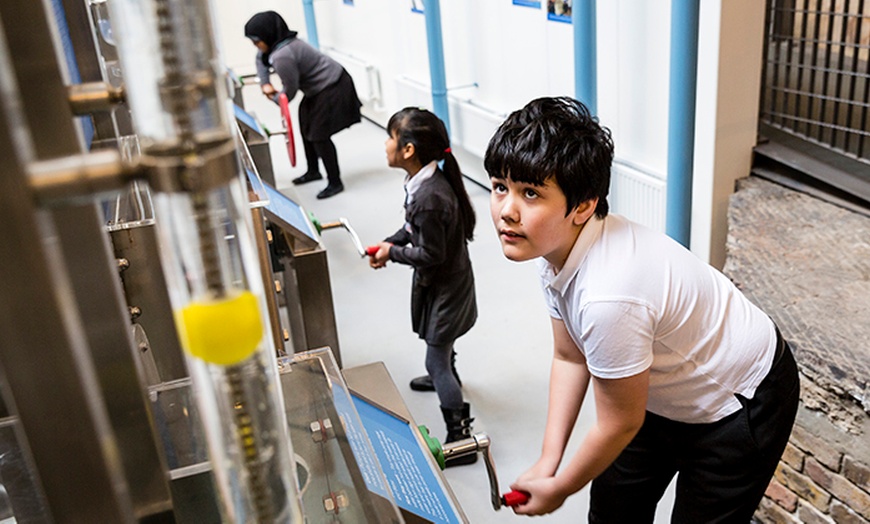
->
xmin=484 ymin=97 xmax=799 ymax=522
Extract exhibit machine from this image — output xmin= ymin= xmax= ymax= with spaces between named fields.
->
xmin=0 ymin=1 xmax=522 ymax=522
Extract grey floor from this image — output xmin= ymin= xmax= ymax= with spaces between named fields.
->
xmin=247 ymin=91 xmax=676 ymax=522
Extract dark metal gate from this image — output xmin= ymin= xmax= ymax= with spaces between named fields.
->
xmin=759 ymin=0 xmax=870 ymax=203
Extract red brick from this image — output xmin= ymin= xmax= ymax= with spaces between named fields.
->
xmin=829 ymin=500 xmax=870 ymax=524
xmin=775 ymin=462 xmax=832 ymax=512
xmin=791 ymin=425 xmax=843 ymax=471
xmin=828 ymin=474 xmax=870 ymax=520
xmin=781 ymin=442 xmax=805 ymax=472
xmin=844 ymin=456 xmax=870 ymax=493
xmin=797 ymin=499 xmax=836 ymax=524
xmin=766 ymin=480 xmax=799 ymax=512
xmin=806 ymin=458 xmax=834 ymax=490
xmin=756 ymin=496 xmax=801 ymax=524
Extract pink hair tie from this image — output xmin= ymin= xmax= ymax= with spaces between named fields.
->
xmin=444 ymin=147 xmax=452 ymax=153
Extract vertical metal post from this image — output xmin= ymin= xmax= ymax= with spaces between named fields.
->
xmin=573 ymin=0 xmax=597 ymax=115
xmin=844 ymin=0 xmax=866 ymax=155
xmin=302 ymin=0 xmax=320 ymax=49
xmin=807 ymin=0 xmax=824 ymax=137
xmin=0 ymin=0 xmax=175 ymax=520
xmin=665 ymin=0 xmax=701 ymax=247
xmin=0 ymin=18 xmax=137 ymax=524
xmin=423 ymin=0 xmax=451 ymax=135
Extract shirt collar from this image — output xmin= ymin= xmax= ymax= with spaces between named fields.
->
xmin=404 ymin=160 xmax=438 ymax=205
xmin=539 ymin=215 xmax=605 ymax=294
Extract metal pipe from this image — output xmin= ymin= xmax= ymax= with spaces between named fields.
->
xmin=572 ymin=0 xmax=597 ymax=115
xmin=302 ymin=0 xmax=320 ymax=50
xmin=67 ymin=82 xmax=125 ymax=115
xmin=28 ymin=149 xmax=143 ymax=204
xmin=423 ymin=0 xmax=450 ymax=134
xmin=665 ymin=0 xmax=701 ymax=247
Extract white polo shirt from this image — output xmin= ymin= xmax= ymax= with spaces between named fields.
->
xmin=538 ymin=214 xmax=776 ymax=423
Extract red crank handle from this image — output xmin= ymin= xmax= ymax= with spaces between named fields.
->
xmin=501 ymin=490 xmax=530 ymax=507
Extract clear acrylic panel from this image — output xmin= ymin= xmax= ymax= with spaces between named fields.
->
xmin=278 ymin=348 xmax=403 ymax=523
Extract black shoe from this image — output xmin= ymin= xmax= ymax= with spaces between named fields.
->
xmin=410 ymin=375 xmax=436 ymax=392
xmin=292 ymin=172 xmax=323 ymax=185
xmin=316 ymin=184 xmax=344 ymax=199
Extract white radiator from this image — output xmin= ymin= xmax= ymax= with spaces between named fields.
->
xmin=395 ymin=75 xmax=506 ymax=158
xmin=610 ymin=160 xmax=666 ymax=232
xmin=322 ymin=47 xmax=384 ymax=111
xmin=391 ymin=73 xmax=667 ymax=227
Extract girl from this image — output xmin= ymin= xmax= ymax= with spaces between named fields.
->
xmin=244 ymin=11 xmax=361 ymax=199
xmin=369 ymin=108 xmax=478 ymax=466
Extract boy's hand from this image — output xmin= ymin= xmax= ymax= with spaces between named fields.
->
xmin=516 ymin=457 xmax=559 ymax=484
xmin=508 ymin=476 xmax=568 ymax=516
xmin=368 ymin=242 xmax=391 ymax=269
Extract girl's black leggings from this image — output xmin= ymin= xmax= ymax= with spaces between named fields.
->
xmin=302 ymin=136 xmax=340 ymax=185
xmin=426 ymin=342 xmax=463 ymax=409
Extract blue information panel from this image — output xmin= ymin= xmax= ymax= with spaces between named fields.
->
xmin=234 ymin=104 xmax=266 ymax=137
xmin=330 ymin=385 xmax=390 ymax=500
xmin=260 ymin=183 xmax=319 ymax=243
xmin=352 ymin=395 xmax=462 ymax=524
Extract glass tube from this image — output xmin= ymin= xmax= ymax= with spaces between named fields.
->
xmin=107 ymin=0 xmax=303 ymax=521
xmin=106 ymin=0 xmax=229 ymax=146
xmin=105 ymin=136 xmax=157 ymax=230
xmin=85 ymin=2 xmax=154 ymax=230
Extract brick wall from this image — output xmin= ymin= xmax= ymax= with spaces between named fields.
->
xmin=725 ymin=177 xmax=870 ymax=523
xmin=755 ymin=409 xmax=870 ymax=523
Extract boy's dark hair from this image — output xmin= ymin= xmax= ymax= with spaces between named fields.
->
xmin=388 ymin=107 xmax=476 ymax=241
xmin=484 ymin=97 xmax=613 ymax=218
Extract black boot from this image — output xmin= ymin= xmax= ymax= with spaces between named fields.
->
xmin=441 ymin=402 xmax=477 ymax=467
xmin=409 ymin=351 xmax=462 ymax=392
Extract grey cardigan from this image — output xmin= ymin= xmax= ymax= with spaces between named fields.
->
xmin=256 ymin=38 xmax=342 ymax=100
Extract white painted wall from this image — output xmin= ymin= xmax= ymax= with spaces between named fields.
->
xmin=692 ymin=0 xmax=767 ymax=267
xmin=213 ymin=0 xmax=765 ymax=266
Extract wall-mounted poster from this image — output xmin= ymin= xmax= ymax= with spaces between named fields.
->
xmin=547 ymin=0 xmax=572 ymax=23
xmin=411 ymin=0 xmax=424 ymax=14
xmin=513 ymin=0 xmax=542 ymax=7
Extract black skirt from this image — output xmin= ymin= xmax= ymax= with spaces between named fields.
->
xmin=298 ymin=69 xmax=362 ymax=141
xmin=411 ymin=268 xmax=477 ymax=346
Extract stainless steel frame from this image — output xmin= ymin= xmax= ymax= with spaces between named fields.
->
xmin=0 ymin=1 xmax=173 ymax=521
xmin=0 ymin=1 xmax=472 ymax=521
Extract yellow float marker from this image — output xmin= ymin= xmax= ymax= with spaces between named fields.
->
xmin=179 ymin=290 xmax=263 ymax=366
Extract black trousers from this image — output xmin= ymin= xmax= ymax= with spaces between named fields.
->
xmin=589 ymin=331 xmax=800 ymax=523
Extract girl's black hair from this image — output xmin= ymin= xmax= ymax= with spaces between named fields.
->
xmin=244 ymin=11 xmax=297 ymax=66
xmin=388 ymin=107 xmax=476 ymax=241
xmin=484 ymin=96 xmax=613 ymax=218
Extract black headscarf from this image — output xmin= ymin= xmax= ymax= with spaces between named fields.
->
xmin=244 ymin=11 xmax=297 ymax=66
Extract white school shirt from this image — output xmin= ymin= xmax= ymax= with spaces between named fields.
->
xmin=403 ymin=160 xmax=438 ymax=205
xmin=538 ymin=214 xmax=776 ymax=423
